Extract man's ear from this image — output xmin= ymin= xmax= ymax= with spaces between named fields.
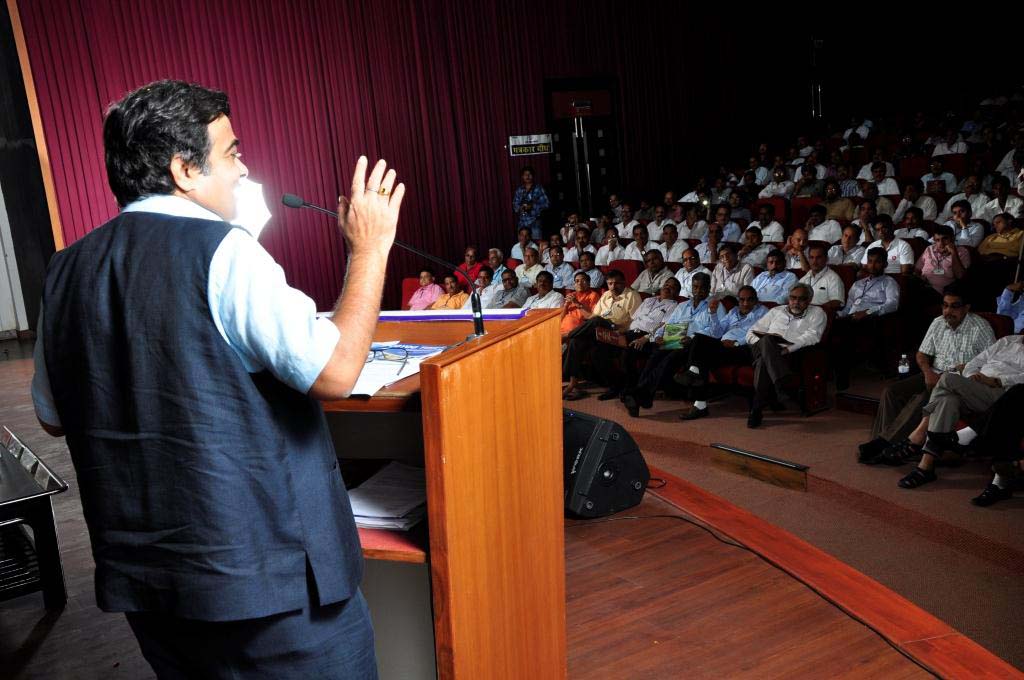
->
xmin=169 ymin=154 xmax=201 ymax=193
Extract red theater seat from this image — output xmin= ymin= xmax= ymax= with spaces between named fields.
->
xmin=401 ymin=277 xmax=420 ymax=310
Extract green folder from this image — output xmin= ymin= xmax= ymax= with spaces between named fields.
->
xmin=661 ymin=321 xmax=689 ymax=350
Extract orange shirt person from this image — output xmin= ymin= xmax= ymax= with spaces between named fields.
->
xmin=560 ymin=271 xmax=601 ymax=337
xmin=428 ymin=274 xmax=469 ymax=309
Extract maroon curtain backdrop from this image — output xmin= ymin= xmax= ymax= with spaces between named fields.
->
xmin=16 ymin=0 xmax=805 ymax=309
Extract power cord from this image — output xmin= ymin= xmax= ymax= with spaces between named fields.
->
xmin=566 ymin=509 xmax=939 ymax=677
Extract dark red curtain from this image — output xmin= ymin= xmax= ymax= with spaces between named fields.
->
xmin=16 ymin=0 xmax=805 ymax=309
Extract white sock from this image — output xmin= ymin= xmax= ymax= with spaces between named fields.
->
xmin=993 ymin=474 xmax=1009 ymax=489
xmin=956 ymin=427 xmax=977 ymax=446
xmin=688 ymin=365 xmax=700 ymax=374
xmin=694 ymin=400 xmax=707 ymax=410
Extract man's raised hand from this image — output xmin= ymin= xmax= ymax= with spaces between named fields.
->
xmin=338 ymin=156 xmax=405 ymax=257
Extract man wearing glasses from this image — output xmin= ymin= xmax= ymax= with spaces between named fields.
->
xmin=490 ymin=270 xmax=530 ymax=309
xmin=858 ymin=285 xmax=993 ymax=465
xmin=673 ymin=248 xmax=711 ymax=294
xmin=745 ymin=283 xmax=827 ymax=427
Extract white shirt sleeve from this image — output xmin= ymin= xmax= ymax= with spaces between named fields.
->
xmin=207 ymin=229 xmax=341 ymax=394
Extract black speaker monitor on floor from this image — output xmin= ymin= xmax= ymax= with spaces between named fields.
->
xmin=563 ymin=409 xmax=649 ymax=518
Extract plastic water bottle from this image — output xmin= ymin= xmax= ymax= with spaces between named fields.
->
xmin=898 ymin=354 xmax=910 ymax=375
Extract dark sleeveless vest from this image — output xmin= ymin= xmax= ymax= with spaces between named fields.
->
xmin=42 ymin=211 xmax=361 ymax=621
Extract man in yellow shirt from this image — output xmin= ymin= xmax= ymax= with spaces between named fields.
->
xmin=428 ymin=274 xmax=469 ymax=309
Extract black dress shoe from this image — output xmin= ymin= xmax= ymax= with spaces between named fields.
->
xmin=597 ymin=389 xmax=621 ymax=401
xmin=679 ymin=405 xmax=708 ymax=421
xmin=624 ymin=395 xmax=640 ymax=418
xmin=858 ymin=437 xmax=889 ymax=464
xmin=971 ymin=484 xmax=1013 ymax=507
xmin=674 ymin=370 xmax=704 ymax=387
xmin=747 ymin=407 xmax=763 ymax=428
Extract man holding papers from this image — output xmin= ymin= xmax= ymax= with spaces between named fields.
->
xmin=745 ymin=282 xmax=827 ymax=427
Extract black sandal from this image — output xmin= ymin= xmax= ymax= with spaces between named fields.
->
xmin=878 ymin=439 xmax=922 ymax=466
xmin=898 ymin=467 xmax=937 ymax=489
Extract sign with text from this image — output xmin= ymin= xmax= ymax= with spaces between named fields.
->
xmin=509 ymin=134 xmax=553 ymax=157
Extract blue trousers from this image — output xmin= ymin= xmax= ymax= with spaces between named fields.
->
xmin=126 ymin=589 xmax=377 ymax=679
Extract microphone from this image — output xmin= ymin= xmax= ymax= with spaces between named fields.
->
xmin=281 ymin=193 xmax=486 ymax=339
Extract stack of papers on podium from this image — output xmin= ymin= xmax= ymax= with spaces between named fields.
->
xmin=350 ymin=341 xmax=447 ymax=396
xmin=348 ymin=462 xmax=427 ymax=531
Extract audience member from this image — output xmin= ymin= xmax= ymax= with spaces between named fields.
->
xmin=560 ymin=271 xmax=602 ymax=338
xmin=893 ymin=207 xmax=931 ymax=240
xmin=560 ymin=210 xmax=581 ymax=244
xmin=510 ymin=227 xmax=537 ymax=261
xmin=937 ymin=175 xmax=988 ymax=223
xmin=625 ymin=224 xmax=654 ymax=261
xmin=737 ymin=227 xmax=771 ymax=268
xmin=745 ymin=283 xmax=827 ymax=427
xmin=695 ymin=224 xmax=723 ymax=266
xmin=515 ymin=247 xmax=543 ymax=286
xmin=959 ymin=384 xmax=1024 ymax=506
xmin=647 ymin=205 xmax=673 ymax=242
xmin=822 ymin=178 xmax=855 ymax=221
xmin=860 ymin=182 xmax=894 ymax=217
xmin=792 ymin=163 xmax=824 ymax=198
xmin=922 ymin=157 xmax=958 ymax=194
xmin=523 ymin=271 xmax=565 ymax=310
xmin=656 ymin=223 xmax=687 ymax=263
xmin=800 ymin=244 xmax=846 ymax=310
xmin=943 ymin=199 xmax=985 ymax=247
xmin=711 ymin=244 xmax=755 ymax=299
xmin=853 ymin=199 xmax=879 ymax=244
xmin=856 ymin=151 xmax=895 ymax=180
xmin=751 ymin=249 xmax=797 ymax=304
xmin=615 ymin=202 xmax=640 ymax=238
xmin=861 ymin=215 xmax=914 ymax=274
xmin=980 ymin=176 xmax=1024 ymax=221
xmin=835 ymin=163 xmax=861 ymax=197
xmin=674 ymin=249 xmax=712 ymax=294
xmin=996 ymin=282 xmax=1024 ymax=333
xmin=915 ymin=225 xmax=969 ymax=295
xmin=835 ymin=247 xmax=901 ymax=388
xmin=428 ymin=274 xmax=470 ymax=309
xmin=758 ymin=167 xmax=795 ymax=199
xmin=705 ymin=204 xmax=741 ymax=243
xmin=490 ymin=270 xmax=529 ymax=308
xmin=487 ymin=248 xmax=508 ymax=288
xmin=455 ymin=246 xmax=482 ymax=285
xmin=784 ymin=228 xmax=809 ymax=270
xmin=564 ymin=229 xmax=596 ymax=263
xmin=632 ymin=250 xmax=674 ymax=294
xmin=750 ymin=204 xmax=785 ymax=243
xmin=677 ymin=204 xmax=706 ymax=240
xmin=407 ymin=269 xmax=444 ymax=310
xmin=858 ymin=286 xmax=993 ymax=465
xmin=595 ymin=231 xmax=626 ymax=266
xmin=931 ymin=128 xmax=968 ymax=156
xmin=728 ymin=191 xmax=752 ymax=224
xmin=867 ymin=162 xmax=900 ymax=195
xmin=544 ymin=245 xmax=576 ymax=289
xmin=622 ymin=272 xmax=724 ymax=417
xmin=461 ymin=265 xmax=496 ymax=309
xmin=898 ymin=333 xmax=1024 ymax=490
xmin=577 ymin=251 xmax=606 ymax=288
xmin=828 ymin=224 xmax=867 ymax=266
xmin=589 ymin=213 xmax=611 ymax=247
xmin=540 ymin=233 xmax=564 ymax=264
xmin=805 ymin=205 xmax=843 ymax=244
xmin=979 ymin=213 xmax=1024 ymax=259
xmin=893 ymin=181 xmax=938 ymax=223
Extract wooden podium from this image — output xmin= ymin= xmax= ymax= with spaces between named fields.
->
xmin=323 ymin=309 xmax=567 ymax=679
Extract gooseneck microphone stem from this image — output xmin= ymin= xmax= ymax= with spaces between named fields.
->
xmin=281 ymin=194 xmax=485 ymax=338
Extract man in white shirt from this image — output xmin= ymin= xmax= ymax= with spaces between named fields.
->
xmin=750 ymin=204 xmax=785 ymax=243
xmin=737 ymin=227 xmax=772 ymax=268
xmin=857 ymin=150 xmax=895 ymax=180
xmin=710 ymin=244 xmax=755 ymax=299
xmin=646 ymin=204 xmax=672 ymax=242
xmin=564 ymin=228 xmax=596 ymax=264
xmin=577 ymin=251 xmax=605 ymax=289
xmin=942 ymin=200 xmax=985 ymax=248
xmin=695 ymin=224 xmax=723 ymax=267
xmin=758 ymin=167 xmax=795 ymax=199
xmin=544 ymin=246 xmax=576 ymax=289
xmin=994 ymin=134 xmax=1023 ymax=180
xmin=860 ymin=182 xmax=894 ymax=217
xmin=747 ymin=156 xmax=770 ymax=186
xmin=800 ymin=244 xmax=845 ymax=310
xmin=522 ymin=271 xmax=565 ymax=310
xmin=899 ymin=334 xmax=1024 ymax=490
xmin=674 ymin=249 xmax=711 ymax=295
xmin=921 ymin=158 xmax=958 ymax=194
xmin=595 ymin=232 xmax=627 ymax=266
xmin=867 ymin=162 xmax=900 ymax=196
xmin=656 ymin=223 xmax=687 ymax=263
xmin=861 ymin=215 xmax=914 ymax=274
xmin=624 ymin=224 xmax=654 ymax=261
xmin=931 ymin=129 xmax=968 ymax=157
xmin=745 ymin=282 xmax=827 ymax=427
xmin=893 ymin=207 xmax=930 ymax=240
xmin=828 ymin=224 xmax=866 ymax=266
xmin=937 ymin=175 xmax=989 ymax=223
xmin=783 ymin=228 xmax=809 ymax=270
xmin=893 ymin=181 xmax=938 ymax=223
xmin=615 ymin=202 xmax=640 ymax=238
xmin=631 ymin=250 xmax=674 ymax=295
xmin=515 ymin=247 xmax=543 ymax=287
xmin=804 ymin=205 xmax=843 ymax=244
xmin=980 ymin=176 xmax=1024 ymax=222
xmin=510 ymin=226 xmax=538 ymax=262
xmin=792 ymin=152 xmax=827 ymax=184
xmin=461 ymin=265 xmax=498 ymax=309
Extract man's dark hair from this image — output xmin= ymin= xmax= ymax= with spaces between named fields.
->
xmin=103 ymin=80 xmax=231 ymax=207
xmin=737 ymin=285 xmax=757 ymax=299
xmin=767 ymin=248 xmax=786 ymax=261
xmin=870 ymin=161 xmax=885 ymax=172
xmin=932 ymin=224 xmax=954 ymax=240
xmin=535 ymin=271 xmax=554 ymax=285
xmin=478 ymin=265 xmax=494 ymax=278
xmin=992 ymin=175 xmax=1011 ymax=192
xmin=943 ymin=282 xmax=967 ymax=301
xmin=809 ymin=205 xmax=827 ymax=217
xmin=866 ymin=246 xmax=887 ymax=262
xmin=872 ymin=214 xmax=894 ymax=231
xmin=906 ymin=206 xmax=924 ymax=222
xmin=951 ymin=199 xmax=972 ymax=216
xmin=760 ymin=203 xmax=775 ymax=216
xmin=605 ymin=269 xmax=625 ymax=282
xmin=420 ymin=268 xmax=434 ymax=278
xmin=692 ymin=272 xmax=711 ymax=288
xmin=807 ymin=243 xmax=828 ymax=257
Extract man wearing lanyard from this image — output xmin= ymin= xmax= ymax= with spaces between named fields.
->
xmin=834 ymin=248 xmax=901 ymax=389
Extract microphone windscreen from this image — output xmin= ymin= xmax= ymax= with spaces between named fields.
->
xmin=281 ymin=193 xmax=305 ymax=208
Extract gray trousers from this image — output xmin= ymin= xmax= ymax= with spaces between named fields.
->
xmin=921 ymin=373 xmax=1005 ymax=433
xmin=872 ymin=373 xmax=932 ymax=442
xmin=750 ymin=336 xmax=794 ymax=406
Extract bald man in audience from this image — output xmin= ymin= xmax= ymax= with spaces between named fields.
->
xmin=784 ymin=228 xmax=809 ymax=270
xmin=515 ymin=246 xmax=543 ymax=286
xmin=828 ymin=224 xmax=866 ymax=266
xmin=674 ymin=248 xmax=711 ymax=295
xmin=407 ymin=269 xmax=444 ymax=310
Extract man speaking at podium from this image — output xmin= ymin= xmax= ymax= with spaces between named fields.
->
xmin=31 ymin=80 xmax=403 ymax=678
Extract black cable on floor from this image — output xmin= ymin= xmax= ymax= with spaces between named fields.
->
xmin=566 ymin=511 xmax=940 ymax=678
